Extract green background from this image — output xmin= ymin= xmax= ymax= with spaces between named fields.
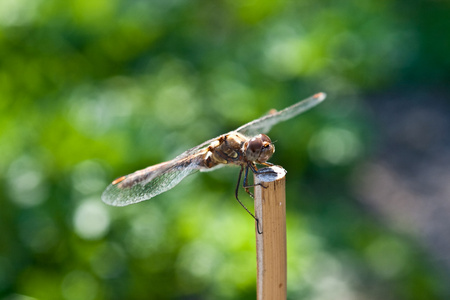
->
xmin=1 ymin=0 xmax=449 ymax=299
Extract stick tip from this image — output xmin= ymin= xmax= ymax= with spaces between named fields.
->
xmin=255 ymin=165 xmax=287 ymax=182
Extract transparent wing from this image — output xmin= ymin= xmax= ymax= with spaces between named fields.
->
xmin=236 ymin=92 xmax=326 ymax=136
xmin=102 ymin=153 xmax=207 ymax=206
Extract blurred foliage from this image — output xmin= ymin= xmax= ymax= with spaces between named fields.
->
xmin=0 ymin=0 xmax=449 ymax=299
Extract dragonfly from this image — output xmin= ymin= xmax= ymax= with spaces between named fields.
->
xmin=102 ymin=93 xmax=326 ymax=216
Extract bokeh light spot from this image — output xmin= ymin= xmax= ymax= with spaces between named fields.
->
xmin=0 ymin=0 xmax=41 ymax=26
xmin=365 ymin=237 xmax=409 ymax=279
xmin=6 ymin=155 xmax=48 ymax=207
xmin=308 ymin=127 xmax=361 ymax=165
xmin=73 ymin=199 xmax=110 ymax=240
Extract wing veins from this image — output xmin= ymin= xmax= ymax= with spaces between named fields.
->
xmin=102 ymin=151 xmax=207 ymax=206
xmin=236 ymin=92 xmax=326 ymax=136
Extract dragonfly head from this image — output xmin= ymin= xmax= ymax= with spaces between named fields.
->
xmin=244 ymin=134 xmax=275 ymax=164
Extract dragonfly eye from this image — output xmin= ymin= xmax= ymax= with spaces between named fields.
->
xmin=260 ymin=134 xmax=271 ymax=143
xmin=245 ymin=134 xmax=274 ymax=163
xmin=247 ymin=137 xmax=263 ymax=153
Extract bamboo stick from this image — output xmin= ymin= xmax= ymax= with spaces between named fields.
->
xmin=254 ymin=166 xmax=287 ymax=300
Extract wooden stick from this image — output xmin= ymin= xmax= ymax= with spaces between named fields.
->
xmin=254 ymin=166 xmax=287 ymax=300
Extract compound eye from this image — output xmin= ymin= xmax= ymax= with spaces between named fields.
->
xmin=260 ymin=134 xmax=271 ymax=144
xmin=247 ymin=137 xmax=263 ymax=154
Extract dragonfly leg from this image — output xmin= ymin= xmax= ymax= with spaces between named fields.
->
xmin=235 ymin=165 xmax=262 ymax=234
xmin=250 ymin=162 xmax=275 ymax=173
xmin=234 ymin=165 xmax=243 ymax=201
xmin=244 ymin=164 xmax=268 ymax=195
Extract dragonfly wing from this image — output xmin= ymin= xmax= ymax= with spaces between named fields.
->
xmin=236 ymin=93 xmax=326 ymax=136
xmin=102 ymin=154 xmax=206 ymax=206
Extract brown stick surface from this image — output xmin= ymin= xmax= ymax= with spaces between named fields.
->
xmin=254 ymin=166 xmax=287 ymax=300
